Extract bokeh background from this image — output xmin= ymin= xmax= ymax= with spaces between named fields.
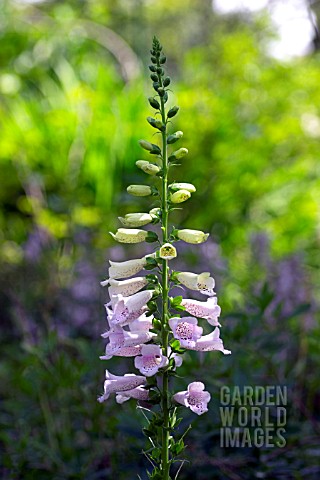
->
xmin=1 ymin=0 xmax=320 ymax=478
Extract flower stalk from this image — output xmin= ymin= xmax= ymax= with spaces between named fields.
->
xmin=98 ymin=36 xmax=231 ymax=480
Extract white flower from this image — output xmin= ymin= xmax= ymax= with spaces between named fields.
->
xmin=118 ymin=213 xmax=153 ymax=227
xmin=170 ymin=189 xmax=191 ymax=203
xmin=177 ymin=272 xmax=215 ymax=296
xmin=159 ymin=243 xmax=177 ymax=260
xmin=170 ymin=182 xmax=196 ymax=193
xmin=108 ymin=256 xmax=151 ymax=279
xmin=127 ymin=185 xmax=152 ymax=196
xmin=110 ymin=228 xmax=148 ymax=244
xmin=100 ymin=277 xmax=148 ymax=297
xmin=177 ymin=229 xmax=209 ymax=244
xmin=136 ymin=160 xmax=160 ymax=175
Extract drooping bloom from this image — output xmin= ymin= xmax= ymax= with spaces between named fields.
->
xmin=118 ymin=213 xmax=153 ymax=227
xmin=173 ymin=382 xmax=211 ymax=415
xmin=170 ymin=189 xmax=191 ymax=203
xmin=116 ymin=386 xmax=150 ymax=404
xmin=134 ymin=344 xmax=168 ymax=376
xmin=108 ymin=256 xmax=151 ymax=279
xmin=190 ymin=328 xmax=231 ymax=355
xmin=109 ymin=290 xmax=154 ymax=326
xmin=169 ymin=317 xmax=203 ymax=349
xmin=181 ymin=297 xmax=221 ymax=326
xmin=100 ymin=327 xmax=156 ymax=359
xmin=127 ymin=185 xmax=152 ymax=196
xmin=177 ymin=272 xmax=215 ymax=296
xmin=110 ymin=228 xmax=148 ymax=244
xmin=177 ymin=229 xmax=209 ymax=244
xmin=129 ymin=313 xmax=153 ymax=332
xmin=136 ymin=160 xmax=160 ymax=175
xmin=170 ymin=182 xmax=196 ymax=193
xmin=159 ymin=243 xmax=177 ymax=260
xmin=98 ymin=370 xmax=147 ymax=402
xmin=100 ymin=277 xmax=148 ymax=297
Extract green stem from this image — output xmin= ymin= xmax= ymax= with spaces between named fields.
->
xmin=160 ymin=81 xmax=170 ymax=480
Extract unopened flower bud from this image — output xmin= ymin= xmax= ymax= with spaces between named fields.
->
xmin=170 ymin=182 xmax=196 ymax=193
xmin=147 ymin=117 xmax=165 ymax=131
xmin=169 ymin=148 xmax=188 ymax=160
xmin=160 ymin=55 xmax=166 ymax=64
xmin=158 ymin=87 xmax=165 ymax=97
xmin=136 ymin=160 xmax=160 ymax=175
xmin=151 ymin=56 xmax=157 ymax=64
xmin=167 ymin=131 xmax=183 ymax=144
xmin=118 ymin=213 xmax=153 ymax=227
xmin=163 ymin=77 xmax=171 ymax=87
xmin=127 ymin=185 xmax=152 ymax=196
xmin=170 ymin=189 xmax=191 ymax=203
xmin=149 ymin=65 xmax=156 ymax=72
xmin=150 ymin=73 xmax=158 ymax=82
xmin=167 ymin=106 xmax=179 ymax=118
xmin=159 ymin=243 xmax=177 ymax=260
xmin=110 ymin=228 xmax=148 ymax=244
xmin=177 ymin=229 xmax=209 ymax=244
xmin=148 ymin=97 xmax=160 ymax=109
xmin=138 ymin=140 xmax=161 ymax=155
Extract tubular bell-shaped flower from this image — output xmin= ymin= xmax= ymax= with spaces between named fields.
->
xmin=116 ymin=386 xmax=150 ymax=404
xmin=98 ymin=371 xmax=147 ymax=403
xmin=169 ymin=182 xmax=196 ymax=193
xmin=181 ymin=297 xmax=221 ymax=326
xmin=118 ymin=213 xmax=153 ymax=227
xmin=101 ymin=277 xmax=148 ymax=297
xmin=177 ymin=229 xmax=209 ymax=244
xmin=134 ymin=344 xmax=168 ymax=376
xmin=173 ymin=382 xmax=211 ymax=415
xmin=110 ymin=228 xmax=148 ymax=244
xmin=177 ymin=272 xmax=215 ymax=296
xmin=108 ymin=290 xmax=154 ymax=326
xmin=108 ymin=255 xmax=151 ymax=280
xmin=127 ymin=184 xmax=153 ymax=196
xmin=190 ymin=327 xmax=231 ymax=354
xmin=169 ymin=317 xmax=203 ymax=348
xmin=159 ymin=242 xmax=177 ymax=260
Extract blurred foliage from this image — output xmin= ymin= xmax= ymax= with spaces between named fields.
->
xmin=0 ymin=0 xmax=319 ymax=478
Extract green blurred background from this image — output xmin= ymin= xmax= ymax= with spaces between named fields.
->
xmin=0 ymin=0 xmax=319 ymax=478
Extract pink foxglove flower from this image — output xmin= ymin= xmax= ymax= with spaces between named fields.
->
xmin=177 ymin=272 xmax=215 ymax=296
xmin=98 ymin=370 xmax=147 ymax=402
xmin=181 ymin=297 xmax=221 ymax=326
xmin=116 ymin=386 xmax=150 ymax=404
xmin=128 ymin=313 xmax=153 ymax=332
xmin=173 ymin=382 xmax=211 ymax=415
xmin=190 ymin=328 xmax=231 ymax=354
xmin=109 ymin=290 xmax=154 ymax=326
xmin=100 ymin=277 xmax=148 ymax=297
xmin=169 ymin=317 xmax=203 ymax=348
xmin=108 ymin=256 xmax=151 ymax=279
xmin=100 ymin=327 xmax=156 ymax=360
xmin=134 ymin=344 xmax=168 ymax=376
